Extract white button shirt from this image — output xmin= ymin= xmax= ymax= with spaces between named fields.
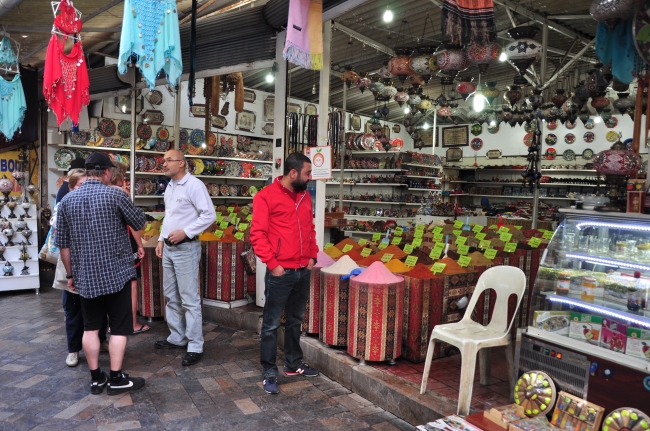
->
xmin=160 ymin=172 xmax=216 ymax=240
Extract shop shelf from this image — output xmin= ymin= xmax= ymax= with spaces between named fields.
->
xmin=404 ymin=175 xmax=442 ymax=179
xmin=325 ymin=182 xmax=405 ymax=187
xmin=401 ymin=163 xmax=443 ymax=169
xmin=539 ymin=291 xmax=650 ymax=325
xmin=50 ymin=144 xmax=131 ymax=153
xmin=331 ymin=169 xmax=405 ymax=172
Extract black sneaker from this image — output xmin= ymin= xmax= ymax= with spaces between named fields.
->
xmin=263 ymin=376 xmax=279 ymax=394
xmin=90 ymin=372 xmax=108 ymax=395
xmin=106 ymin=373 xmax=146 ymax=396
xmin=284 ymin=362 xmax=319 ymax=377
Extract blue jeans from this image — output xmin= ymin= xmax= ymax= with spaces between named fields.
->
xmin=260 ymin=267 xmax=311 ymax=378
xmin=62 ymin=291 xmax=107 ymax=353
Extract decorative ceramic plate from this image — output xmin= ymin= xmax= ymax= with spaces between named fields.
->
xmin=219 ymin=184 xmax=229 ymax=196
xmin=584 ymin=132 xmax=595 ymax=143
xmin=179 ymin=128 xmax=189 ymax=144
xmin=523 ymin=133 xmax=534 ymax=147
xmin=563 ymin=149 xmax=576 ymax=161
xmin=54 ymin=148 xmax=75 ymax=169
xmin=207 ymin=132 xmax=217 ymax=147
xmin=545 ymin=134 xmax=557 ymax=146
xmin=584 ymin=119 xmax=595 ymax=129
xmin=582 ymin=148 xmax=594 ymax=160
xmin=156 ymin=126 xmax=169 ymax=141
xmin=190 ymin=129 xmax=204 ymax=147
xmin=470 ymin=138 xmax=483 ymax=151
xmin=547 ymin=120 xmax=558 ymax=130
xmin=137 ymin=124 xmax=152 ymax=140
xmin=208 ymin=183 xmax=219 ymax=196
xmin=606 ymin=130 xmax=619 ymax=142
xmin=249 ymin=186 xmax=258 ymax=197
xmin=134 ymin=179 xmax=144 ymax=195
xmin=564 ymin=133 xmax=576 ymax=144
xmin=188 ymin=144 xmax=202 ymax=155
xmin=154 ymin=140 xmax=170 ymax=152
xmin=624 ymin=138 xmax=633 ymax=150
xmin=70 ymin=131 xmax=90 ymax=145
xmin=229 ymin=185 xmax=238 ymax=196
xmin=117 ymin=120 xmax=131 ymax=138
xmin=487 ymin=124 xmax=499 ymax=134
xmin=194 ymin=159 xmax=204 ymax=175
xmin=390 ymin=138 xmax=404 ymax=150
xmin=99 ymin=119 xmax=116 ymax=137
xmin=545 ymin=148 xmax=557 ymax=160
xmin=565 ymin=120 xmax=576 ymax=129
xmin=606 ymin=117 xmax=618 ymax=128
xmin=240 ymin=185 xmax=249 ymax=196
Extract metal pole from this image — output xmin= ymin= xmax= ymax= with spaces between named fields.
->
xmin=339 ymin=84 xmax=346 ymax=211
xmin=531 ymin=24 xmax=548 ymax=230
xmin=315 ymin=22 xmax=332 ymax=249
xmin=174 ymin=84 xmax=181 ymax=155
xmin=129 ymin=69 xmax=136 ymax=200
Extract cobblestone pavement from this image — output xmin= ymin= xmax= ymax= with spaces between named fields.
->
xmin=0 ymin=288 xmax=414 ymax=431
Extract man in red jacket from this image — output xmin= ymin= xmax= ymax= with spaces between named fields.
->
xmin=250 ymin=153 xmax=319 ymax=394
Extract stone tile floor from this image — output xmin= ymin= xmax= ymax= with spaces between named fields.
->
xmin=0 ymin=287 xmax=413 ymax=431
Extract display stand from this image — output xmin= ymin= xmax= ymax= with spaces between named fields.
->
xmin=0 ymin=204 xmax=39 ymax=294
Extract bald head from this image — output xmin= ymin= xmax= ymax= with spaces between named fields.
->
xmin=163 ymin=149 xmax=187 ymax=180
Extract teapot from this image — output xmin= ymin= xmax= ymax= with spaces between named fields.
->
xmin=3 ymin=261 xmax=13 ymax=276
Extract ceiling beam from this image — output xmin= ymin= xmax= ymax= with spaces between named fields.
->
xmin=323 ymin=0 xmax=374 ymax=22
xmin=541 ymin=38 xmax=596 ymax=90
xmin=547 ymin=14 xmax=592 ymax=20
xmin=332 ymin=22 xmax=394 ymax=57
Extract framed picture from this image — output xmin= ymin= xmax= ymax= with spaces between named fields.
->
xmin=350 ymin=114 xmax=361 ymax=131
xmin=145 ymin=90 xmax=163 ymax=106
xmin=446 ymin=147 xmax=463 ymax=162
xmin=263 ymin=96 xmax=275 ymax=122
xmin=211 ymin=115 xmax=228 ymax=130
xmin=115 ymin=95 xmax=142 ymax=115
xmin=235 ymin=110 xmax=256 ymax=132
xmin=305 ymin=104 xmax=317 ymax=116
xmin=364 ymin=121 xmax=373 ymax=134
xmin=420 ymin=128 xmax=436 ymax=148
xmin=189 ymin=104 xmax=206 ymax=118
xmin=382 ymin=125 xmax=391 ymax=140
xmin=441 ymin=125 xmax=469 ymax=147
xmin=262 ymin=123 xmax=274 ymax=135
xmin=141 ymin=110 xmax=164 ymax=125
xmin=392 ymin=124 xmax=401 ymax=133
xmin=243 ymin=89 xmax=256 ymax=103
xmin=287 ymin=102 xmax=302 ymax=114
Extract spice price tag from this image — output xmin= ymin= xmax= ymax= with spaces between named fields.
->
xmin=360 ymin=248 xmax=372 ymax=257
xmin=234 ymin=232 xmax=244 ymax=241
xmin=542 ymin=231 xmax=553 ymax=240
xmin=413 ymin=230 xmax=423 ymax=239
xmin=484 ymin=248 xmax=497 ymax=260
xmin=391 ymin=237 xmax=402 ymax=245
xmin=214 ymin=230 xmax=223 ymax=239
xmin=238 ymin=223 xmax=249 ymax=231
xmin=219 ymin=221 xmax=229 ymax=229
xmin=240 ymin=207 xmax=249 ymax=215
xmin=498 ymin=226 xmax=510 ymax=234
xmin=378 ymin=242 xmax=388 ymax=250
xmin=405 ymin=256 xmax=418 ymax=267
xmin=358 ymin=238 xmax=368 ymax=246
xmin=431 ymin=262 xmax=446 ymax=274
xmin=429 ymin=248 xmax=443 ymax=260
xmin=452 ymin=230 xmax=462 ymax=236
xmin=216 ymin=212 xmax=222 ymax=217
xmin=227 ymin=206 xmax=235 ymax=214
xmin=341 ymin=244 xmax=354 ymax=253
xmin=457 ymin=256 xmax=471 ymax=267
xmin=324 ymin=243 xmax=334 ymax=250
xmin=475 ymin=232 xmax=486 ymax=240
xmin=472 ymin=224 xmax=483 ymax=234
xmin=433 ymin=233 xmax=444 ymax=242
xmin=246 ymin=214 xmax=253 ymax=222
xmin=504 ymin=242 xmax=517 ymax=253
xmin=457 ymin=244 xmax=470 ymax=256
xmin=453 ymin=220 xmax=464 ymax=229
xmin=488 ymin=224 xmax=498 ymax=230
xmin=455 ymin=236 xmax=467 ymax=246
xmin=380 ymin=253 xmax=394 ymax=263
xmin=433 ymin=226 xmax=443 ymax=234
xmin=145 ymin=223 xmax=151 ymax=232
xmin=528 ymin=237 xmax=542 ymax=248
xmin=372 ymin=233 xmax=382 ymax=242
xmin=216 ymin=215 xmax=224 ymax=223
xmin=514 ymin=226 xmax=522 ymax=230
xmin=479 ymin=240 xmax=492 ymax=249
xmin=394 ymin=227 xmax=404 ymax=236
xmin=415 ymin=224 xmax=425 ymax=232
xmin=412 ymin=238 xmax=422 ymax=248
xmin=403 ymin=244 xmax=414 ymax=255
xmin=499 ymin=233 xmax=513 ymax=242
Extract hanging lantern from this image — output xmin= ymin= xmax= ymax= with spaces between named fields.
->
xmin=388 ymin=47 xmax=415 ymax=84
xmin=579 ymin=108 xmax=591 ymax=125
xmin=527 ymin=88 xmax=544 ymax=109
xmin=551 ymin=89 xmax=568 ymax=109
xmin=369 ymin=79 xmax=385 ymax=96
xmin=438 ymin=106 xmax=453 ymax=117
xmin=436 ymin=43 xmax=467 ymax=80
xmin=593 ymin=139 xmax=642 ymax=175
xmin=467 ymin=109 xmax=479 ymax=124
xmin=340 ymin=66 xmax=358 ymax=89
xmin=409 ymin=56 xmax=433 ymax=76
xmin=590 ymin=0 xmax=635 ymax=30
xmin=456 ymin=77 xmax=476 ymax=100
xmin=436 ymin=93 xmax=448 ymax=106
xmin=465 ymin=42 xmax=501 ymax=74
xmin=407 ymin=88 xmax=422 ymax=107
xmin=378 ymin=63 xmax=395 ymax=84
xmin=504 ymin=85 xmax=523 ymax=107
xmin=600 ymin=107 xmax=613 ymax=123
xmin=504 ymin=26 xmax=542 ymax=76
xmin=0 ymin=175 xmax=13 ymax=201
xmin=408 ymin=74 xmax=425 ymax=89
xmin=612 ymin=78 xmax=629 ymax=92
xmin=483 ymin=82 xmax=500 ymax=105
xmin=502 ymin=107 xmax=513 ymax=123
xmin=613 ymin=92 xmax=633 ymax=114
xmin=417 ymin=96 xmax=433 ymax=113
xmin=590 ymin=93 xmax=610 ymax=113
xmin=394 ymin=88 xmax=409 ymax=107
xmin=382 ymin=84 xmax=398 ymax=99
xmin=356 ymin=72 xmax=372 ymax=94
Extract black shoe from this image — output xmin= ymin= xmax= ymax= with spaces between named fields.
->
xmin=106 ymin=373 xmax=146 ymax=396
xmin=154 ymin=340 xmax=186 ymax=350
xmin=182 ymin=352 xmax=203 ymax=366
xmin=263 ymin=376 xmax=279 ymax=394
xmin=90 ymin=372 xmax=108 ymax=395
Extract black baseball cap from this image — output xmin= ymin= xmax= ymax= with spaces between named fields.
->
xmin=85 ymin=152 xmax=116 ymax=170
xmin=70 ymin=157 xmax=86 ymax=170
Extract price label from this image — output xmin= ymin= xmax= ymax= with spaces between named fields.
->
xmin=431 ymin=262 xmax=446 ymax=274
xmin=381 ymin=253 xmax=394 ymax=263
xmin=219 ymin=221 xmax=229 ymax=229
xmin=342 ymin=244 xmax=354 ymax=253
xmin=433 ymin=227 xmax=443 ymax=234
xmin=227 ymin=206 xmax=235 ymax=214
xmin=372 ymin=233 xmax=382 ymax=242
xmin=240 ymin=207 xmax=249 ymax=215
xmin=455 ymin=236 xmax=467 ymax=246
xmin=488 ymin=224 xmax=498 ymax=230
xmin=403 ymin=244 xmax=414 ymax=255
xmin=433 ymin=242 xmax=445 ymax=251
xmin=405 ymin=256 xmax=418 ymax=267
xmin=429 ymin=248 xmax=443 ymax=260
xmin=391 ymin=237 xmax=402 ymax=245
xmin=378 ymin=242 xmax=388 ymax=250
xmin=412 ymin=238 xmax=422 ymax=248
xmin=542 ymin=231 xmax=553 ymax=240
xmin=498 ymin=226 xmax=510 ymax=234
xmin=394 ymin=227 xmax=404 ymax=236
xmin=324 ymin=243 xmax=334 ymax=250
xmin=458 ymin=256 xmax=471 ymax=267
xmin=457 ymin=244 xmax=470 ymax=256
xmin=475 ymin=232 xmax=486 ymax=240
xmin=433 ymin=233 xmax=444 ymax=242
xmin=415 ymin=224 xmax=425 ymax=232
xmin=216 ymin=215 xmax=224 ymax=223
xmin=216 ymin=212 xmax=222 ymax=217
xmin=500 ymin=233 xmax=513 ymax=242
xmin=528 ymin=237 xmax=542 ymax=248
xmin=413 ymin=230 xmax=423 ymax=239
xmin=504 ymin=242 xmax=517 ymax=253
xmin=214 ymin=230 xmax=223 ymax=239
xmin=233 ymin=218 xmax=240 ymax=226
xmin=454 ymin=220 xmax=464 ymax=229
xmin=238 ymin=223 xmax=249 ymax=231
xmin=234 ymin=232 xmax=244 ymax=241
xmin=145 ymin=223 xmax=151 ymax=232
xmin=484 ymin=248 xmax=497 ymax=260
xmin=246 ymin=214 xmax=253 ymax=222
xmin=514 ymin=226 xmax=523 ymax=230
xmin=479 ymin=240 xmax=492 ymax=249
xmin=452 ymin=230 xmax=463 ymax=237
xmin=358 ymin=238 xmax=368 ymax=246
xmin=472 ymin=224 xmax=483 ymax=234
xmin=360 ymin=248 xmax=372 ymax=257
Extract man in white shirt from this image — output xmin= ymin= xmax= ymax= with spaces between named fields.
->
xmin=155 ymin=150 xmax=216 ymax=366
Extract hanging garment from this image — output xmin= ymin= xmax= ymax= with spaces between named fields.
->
xmin=118 ymin=0 xmax=183 ymax=90
xmin=0 ymin=74 xmax=26 ymax=138
xmin=0 ymin=36 xmax=18 ymax=70
xmin=283 ymin=0 xmax=323 ymax=70
xmin=43 ymin=34 xmax=90 ymax=127
xmin=442 ymin=0 xmax=496 ymax=46
xmin=596 ymin=19 xmax=636 ymax=84
xmin=53 ymin=0 xmax=82 ymax=34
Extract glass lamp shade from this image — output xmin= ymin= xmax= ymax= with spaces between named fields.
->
xmin=590 ymin=0 xmax=635 ymax=30
xmin=438 ymin=106 xmax=453 ymax=117
xmin=340 ymin=67 xmax=358 ymax=88
xmin=505 ymin=26 xmax=542 ymax=76
xmin=388 ymin=56 xmax=414 ymax=81
xmin=551 ymin=89 xmax=568 ymax=109
xmin=382 ymin=85 xmax=398 ymax=99
xmin=466 ymin=42 xmax=501 ymax=74
xmin=483 ymin=82 xmax=500 ymax=105
xmin=369 ymin=81 xmax=385 ymax=95
xmin=504 ymin=85 xmax=523 ymax=107
xmin=590 ymin=95 xmax=610 ymax=113
xmin=407 ymin=90 xmax=422 ymax=106
xmin=0 ymin=175 xmax=13 ymax=194
xmin=593 ymin=140 xmax=641 ymax=175
xmin=394 ymin=89 xmax=409 ymax=106
xmin=456 ymin=79 xmax=476 ymax=99
xmin=409 ymin=56 xmax=433 ymax=75
xmin=613 ymin=92 xmax=633 ymax=114
xmin=408 ymin=74 xmax=425 ymax=88
xmin=436 ymin=44 xmax=467 ymax=78
xmin=527 ymin=89 xmax=544 ymax=109
xmin=356 ymin=73 xmax=372 ymax=94
xmin=428 ymin=56 xmax=440 ymax=73
xmin=378 ymin=64 xmax=394 ymax=80
xmin=417 ymin=97 xmax=433 ymax=111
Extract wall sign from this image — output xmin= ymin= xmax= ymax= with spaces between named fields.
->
xmin=441 ymin=125 xmax=469 ymax=147
xmin=304 ymin=146 xmax=332 ymax=180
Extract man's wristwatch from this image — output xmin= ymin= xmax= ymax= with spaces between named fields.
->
xmin=66 ymin=275 xmax=73 ymax=280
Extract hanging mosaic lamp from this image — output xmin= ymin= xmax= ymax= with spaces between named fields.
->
xmin=502 ymin=106 xmax=513 ymax=123
xmin=382 ymin=83 xmax=398 ymax=99
xmin=527 ymin=88 xmax=544 ymax=109
xmin=590 ymin=93 xmax=610 ymax=113
xmin=378 ymin=64 xmax=395 ymax=85
xmin=504 ymin=85 xmax=523 ymax=107
xmin=438 ymin=105 xmax=453 ymax=118
xmin=601 ymin=107 xmax=613 ymax=123
xmin=483 ymin=82 xmax=500 ymax=105
xmin=593 ymin=139 xmax=641 ymax=175
xmin=394 ymin=88 xmax=409 ymax=107
xmin=369 ymin=78 xmax=385 ymax=97
xmin=409 ymin=54 xmax=434 ymax=83
xmin=417 ymin=95 xmax=433 ymax=113
xmin=613 ymin=92 xmax=633 ymax=114
xmin=579 ymin=107 xmax=591 ymax=125
xmin=388 ymin=46 xmax=415 ymax=84
xmin=408 ymin=74 xmax=425 ymax=89
xmin=356 ymin=72 xmax=372 ymax=94
xmin=590 ymin=0 xmax=635 ymax=30
xmin=341 ymin=66 xmax=359 ymax=89
xmin=551 ymin=89 xmax=568 ymax=109
xmin=456 ymin=77 xmax=476 ymax=100
xmin=465 ymin=42 xmax=502 ymax=74
xmin=504 ymin=26 xmax=542 ymax=76
xmin=407 ymin=88 xmax=422 ymax=108
xmin=436 ymin=42 xmax=467 ymax=80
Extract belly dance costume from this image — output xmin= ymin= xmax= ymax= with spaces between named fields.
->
xmin=0 ymin=36 xmax=25 ymax=139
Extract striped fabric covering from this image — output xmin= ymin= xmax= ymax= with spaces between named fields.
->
xmin=303 ymin=266 xmax=322 ymax=334
xmin=138 ymin=248 xmax=165 ymax=318
xmin=319 ymin=272 xmax=350 ymax=346
xmin=442 ymin=0 xmax=496 ymax=46
xmin=201 ymin=242 xmax=254 ymax=302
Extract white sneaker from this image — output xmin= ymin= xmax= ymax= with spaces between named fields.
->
xmin=66 ymin=352 xmax=79 ymax=367
xmin=100 ymin=341 xmax=109 ymax=352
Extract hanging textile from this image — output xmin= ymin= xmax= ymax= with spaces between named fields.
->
xmin=441 ymin=0 xmax=496 ymax=46
xmin=0 ymin=36 xmax=18 ymax=71
xmin=118 ymin=0 xmax=183 ymax=90
xmin=43 ymin=35 xmax=90 ymax=127
xmin=283 ymin=0 xmax=323 ymax=70
xmin=53 ymin=0 xmax=82 ymax=34
xmin=0 ymin=74 xmax=26 ymax=138
xmin=595 ymin=20 xmax=636 ymax=84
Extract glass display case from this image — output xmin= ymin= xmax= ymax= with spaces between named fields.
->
xmin=516 ymin=209 xmax=650 ymax=412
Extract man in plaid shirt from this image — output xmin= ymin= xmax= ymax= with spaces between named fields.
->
xmin=56 ymin=152 xmax=147 ymax=396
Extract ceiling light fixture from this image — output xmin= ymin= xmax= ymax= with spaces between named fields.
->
xmin=383 ymin=8 xmax=393 ymax=22
xmin=265 ymin=63 xmax=277 ymax=83
xmin=422 ymin=123 xmax=430 ymax=130
xmin=499 ymin=51 xmax=507 ymax=62
xmin=404 ymin=106 xmax=410 ymax=114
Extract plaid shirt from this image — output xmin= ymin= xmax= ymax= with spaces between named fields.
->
xmin=55 ymin=179 xmax=146 ymax=299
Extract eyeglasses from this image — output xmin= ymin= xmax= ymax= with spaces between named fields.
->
xmin=163 ymin=159 xmax=184 ymax=164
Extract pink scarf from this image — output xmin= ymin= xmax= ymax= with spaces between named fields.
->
xmin=283 ymin=0 xmax=323 ymax=70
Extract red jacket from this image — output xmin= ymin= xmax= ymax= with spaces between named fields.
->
xmin=251 ymin=177 xmax=318 ymax=270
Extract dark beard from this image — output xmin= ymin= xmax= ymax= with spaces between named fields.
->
xmin=291 ymin=178 xmax=308 ymax=192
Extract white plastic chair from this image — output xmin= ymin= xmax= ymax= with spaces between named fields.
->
xmin=420 ymin=266 xmax=526 ymax=416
